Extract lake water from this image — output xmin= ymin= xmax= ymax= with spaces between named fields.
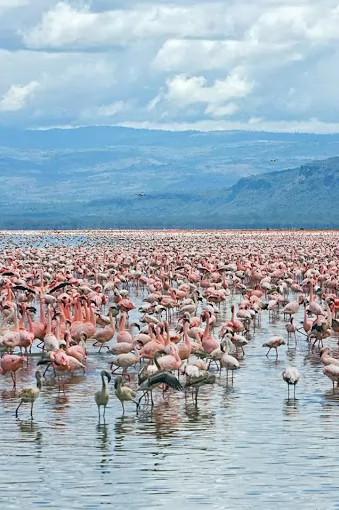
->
xmin=0 ymin=231 xmax=339 ymax=510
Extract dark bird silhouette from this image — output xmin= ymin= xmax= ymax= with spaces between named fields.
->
xmin=136 ymin=350 xmax=183 ymax=406
xmin=13 ymin=285 xmax=37 ymax=294
xmin=196 ymin=266 xmax=210 ymax=273
xmin=135 ymin=193 xmax=146 ymax=197
xmin=185 ymin=372 xmax=216 ymax=405
xmin=48 ymin=282 xmax=73 ymax=294
xmin=194 ymin=350 xmax=212 ymax=360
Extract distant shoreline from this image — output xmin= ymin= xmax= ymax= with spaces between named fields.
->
xmin=1 ymin=229 xmax=339 ymax=235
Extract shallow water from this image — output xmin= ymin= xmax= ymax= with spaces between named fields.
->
xmin=1 ymin=232 xmax=339 ymax=510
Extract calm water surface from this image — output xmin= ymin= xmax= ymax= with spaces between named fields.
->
xmin=1 ymin=232 xmax=339 ymax=510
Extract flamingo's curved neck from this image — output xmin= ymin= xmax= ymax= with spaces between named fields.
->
xmin=183 ymin=321 xmax=190 ymax=346
xmin=109 ymin=309 xmax=114 ymax=332
xmin=203 ymin=314 xmax=210 ymax=338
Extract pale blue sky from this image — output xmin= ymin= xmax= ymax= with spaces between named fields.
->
xmin=1 ymin=0 xmax=339 ymax=132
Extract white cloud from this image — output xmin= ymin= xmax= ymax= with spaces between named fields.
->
xmin=150 ymin=68 xmax=254 ymax=118
xmin=97 ymin=101 xmax=125 ymax=117
xmin=205 ymin=103 xmax=239 ymax=118
xmin=23 ymin=2 xmax=237 ymax=48
xmin=0 ymin=0 xmax=28 ymax=10
xmin=247 ymin=3 xmax=339 ymax=44
xmin=0 ymin=0 xmax=338 ymax=130
xmin=154 ymin=38 xmax=296 ymax=72
xmin=146 ymin=67 xmax=255 ymax=118
xmin=165 ymin=69 xmax=254 ymax=105
xmin=0 ymin=49 xmax=120 ymax=122
xmin=0 ymin=81 xmax=40 ymax=111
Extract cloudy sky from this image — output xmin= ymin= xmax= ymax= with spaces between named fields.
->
xmin=1 ymin=0 xmax=339 ymax=132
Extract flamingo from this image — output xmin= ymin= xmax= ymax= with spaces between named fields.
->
xmin=184 ymin=371 xmax=216 ymax=405
xmin=110 ymin=348 xmax=140 ymax=379
xmin=116 ymin=313 xmax=137 ymax=344
xmin=308 ymin=283 xmax=324 ymax=316
xmin=201 ymin=310 xmax=219 ymax=354
xmin=299 ymin=301 xmax=312 ymax=335
xmin=65 ymin=330 xmax=87 ymax=363
xmin=114 ymin=375 xmax=138 ymax=413
xmin=155 ymin=344 xmax=181 ymax=372
xmin=220 ymin=338 xmax=240 ymax=385
xmin=320 ymin=347 xmax=339 ymax=368
xmin=282 ymin=367 xmax=300 ymax=399
xmin=16 ymin=371 xmax=42 ymax=419
xmin=323 ymin=364 xmax=339 ymax=393
xmin=0 ymin=354 xmax=26 ymax=387
xmin=136 ymin=351 xmax=183 ymax=406
xmin=92 ymin=307 xmax=115 ymax=352
xmin=177 ymin=318 xmax=192 ymax=361
xmin=222 ymin=304 xmax=244 ymax=334
xmin=94 ymin=370 xmax=111 ymax=422
xmin=283 ymin=295 xmax=304 ymax=319
xmin=262 ymin=336 xmax=286 ymax=358
xmin=285 ymin=318 xmax=297 ymax=343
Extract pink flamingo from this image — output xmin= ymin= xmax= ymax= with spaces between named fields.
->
xmin=285 ymin=318 xmax=297 ymax=343
xmin=31 ymin=295 xmax=47 ymax=340
xmin=201 ymin=310 xmax=219 ymax=354
xmin=0 ymin=354 xmax=26 ymax=387
xmin=299 ymin=301 xmax=312 ymax=335
xmin=308 ymin=283 xmax=324 ymax=316
xmin=117 ymin=313 xmax=134 ymax=344
xmin=92 ymin=307 xmax=115 ymax=352
xmin=65 ymin=330 xmax=87 ymax=363
xmin=18 ymin=304 xmax=34 ymax=354
xmin=177 ymin=318 xmax=192 ymax=361
xmin=2 ymin=303 xmax=21 ymax=351
xmin=155 ymin=344 xmax=181 ymax=371
xmin=139 ymin=324 xmax=164 ymax=360
xmin=222 ymin=305 xmax=244 ymax=334
xmin=283 ymin=295 xmax=304 ymax=319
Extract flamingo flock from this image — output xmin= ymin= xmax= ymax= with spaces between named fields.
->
xmin=2 ymin=229 xmax=339 ymax=420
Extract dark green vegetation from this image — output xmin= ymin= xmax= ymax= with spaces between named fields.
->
xmin=1 ymin=126 xmax=339 ymax=228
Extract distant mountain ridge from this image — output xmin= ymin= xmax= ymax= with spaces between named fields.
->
xmin=1 ymin=126 xmax=339 ymax=229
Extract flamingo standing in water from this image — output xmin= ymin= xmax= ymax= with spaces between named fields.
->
xmin=92 ymin=307 xmax=115 ymax=352
xmin=221 ymin=305 xmax=244 ymax=334
xmin=116 ymin=313 xmax=139 ymax=344
xmin=0 ymin=354 xmax=26 ymax=387
xmin=262 ymin=336 xmax=286 ymax=358
xmin=136 ymin=350 xmax=183 ymax=406
xmin=177 ymin=318 xmax=192 ymax=361
xmin=155 ymin=343 xmax=181 ymax=372
xmin=94 ymin=370 xmax=111 ymax=422
xmin=285 ymin=318 xmax=297 ymax=343
xmin=114 ymin=375 xmax=138 ymax=413
xmin=65 ymin=330 xmax=87 ymax=363
xmin=283 ymin=295 xmax=304 ymax=320
xmin=220 ymin=339 xmax=240 ymax=385
xmin=298 ymin=301 xmax=312 ymax=335
xmin=282 ymin=366 xmax=300 ymax=399
xmin=323 ymin=364 xmax=339 ymax=393
xmin=110 ymin=347 xmax=140 ymax=380
xmin=15 ymin=371 xmax=42 ymax=419
xmin=308 ymin=283 xmax=324 ymax=317
xmin=201 ymin=310 xmax=219 ymax=354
